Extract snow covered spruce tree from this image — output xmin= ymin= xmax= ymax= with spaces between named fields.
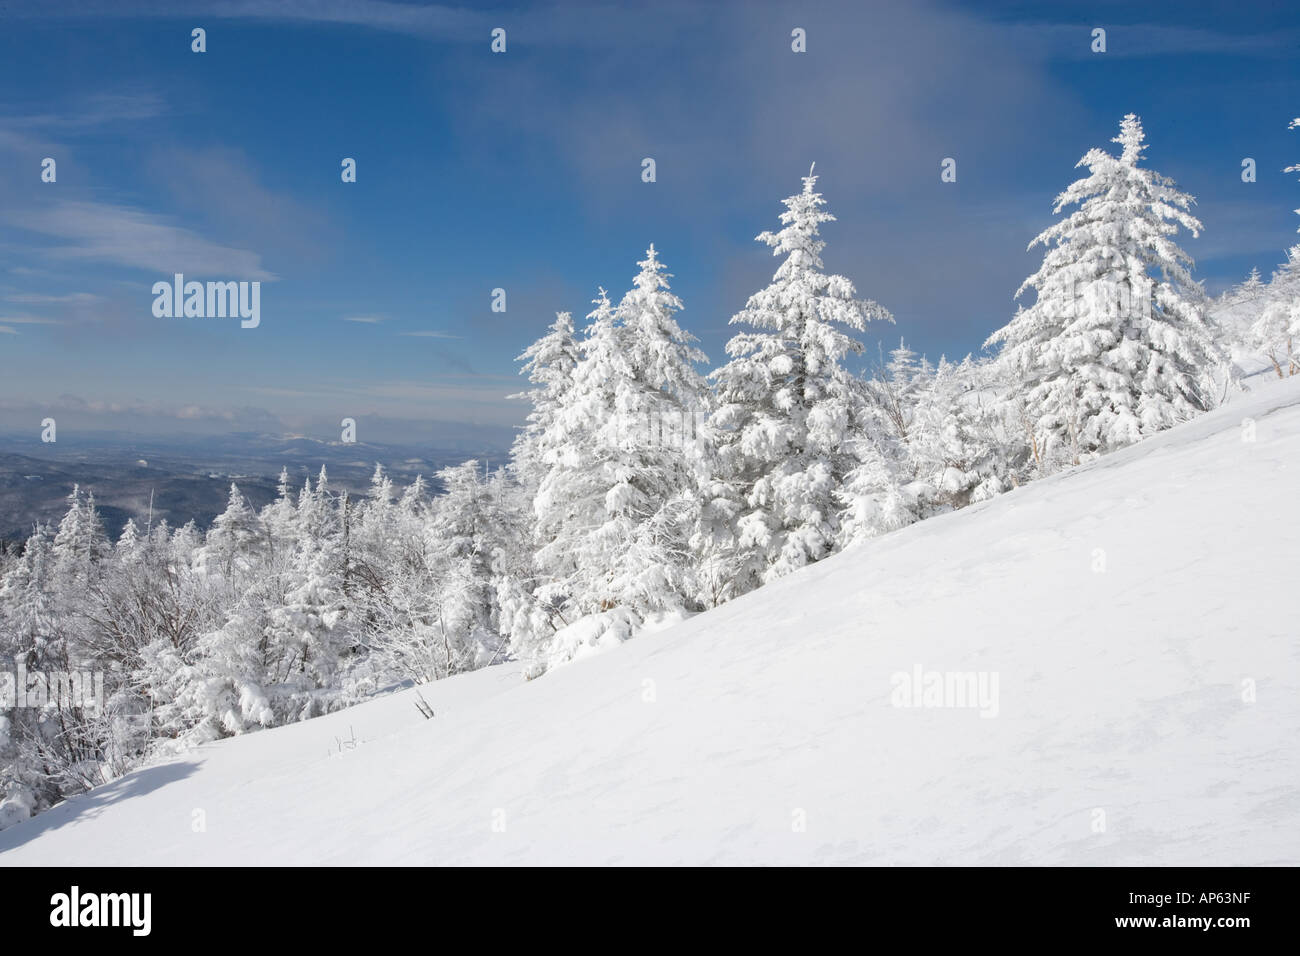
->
xmin=600 ymin=246 xmax=711 ymax=611
xmin=1211 ymin=268 xmax=1268 ymax=364
xmin=498 ymin=311 xmax=581 ymax=659
xmin=907 ymin=356 xmax=1011 ymax=512
xmin=0 ymin=489 xmax=151 ymax=820
xmin=1250 ymin=249 xmax=1300 ymax=377
xmin=710 ymin=166 xmax=893 ymax=586
xmin=527 ymin=249 xmax=712 ymax=673
xmin=527 ymin=288 xmax=622 ymax=654
xmin=986 ymin=114 xmax=1227 ymax=467
xmin=1252 ymin=117 xmax=1300 ymax=375
xmin=510 ymin=311 xmax=581 ymax=489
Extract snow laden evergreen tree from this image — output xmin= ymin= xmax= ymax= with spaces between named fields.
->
xmin=1211 ymin=267 xmax=1268 ymax=364
xmin=597 ymin=246 xmax=711 ymax=613
xmin=51 ymin=484 xmax=109 ymax=594
xmin=263 ymin=467 xmax=299 ymax=560
xmin=530 ymin=289 xmax=622 ymax=647
xmin=986 ymin=114 xmax=1227 ymax=466
xmin=352 ymin=471 xmax=444 ymax=686
xmin=501 ymin=312 xmax=581 ymax=661
xmin=834 ymin=434 xmax=916 ymax=547
xmin=528 ymin=250 xmax=712 ymax=674
xmin=1250 ymin=249 xmax=1300 ymax=377
xmin=710 ymin=166 xmax=893 ymax=587
xmin=908 ymin=357 xmax=1009 ymax=512
xmin=0 ymin=525 xmax=59 ymax=816
xmin=203 ymin=483 xmax=264 ymax=579
xmin=478 ymin=465 xmax=536 ymax=670
xmin=837 ymin=341 xmax=937 ymax=547
xmin=1251 ymin=119 xmax=1300 ymax=376
xmin=510 ymin=311 xmax=581 ymax=489
xmin=870 ymin=340 xmax=931 ymax=447
xmin=423 ymin=461 xmax=505 ymax=673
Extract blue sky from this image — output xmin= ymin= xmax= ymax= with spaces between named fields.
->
xmin=1 ymin=0 xmax=1297 ymax=446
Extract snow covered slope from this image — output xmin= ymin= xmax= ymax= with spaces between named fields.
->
xmin=4 ymin=379 xmax=1299 ymax=866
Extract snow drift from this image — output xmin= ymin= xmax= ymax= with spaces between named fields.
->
xmin=3 ymin=378 xmax=1298 ymax=866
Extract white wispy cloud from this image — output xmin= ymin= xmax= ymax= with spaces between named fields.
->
xmin=342 ymin=314 xmax=387 ymax=324
xmin=0 ymin=0 xmax=490 ymax=39
xmin=399 ymin=330 xmax=461 ymax=339
xmin=5 ymin=292 xmax=100 ymax=304
xmin=0 ymin=313 xmax=63 ymax=325
xmin=0 ymin=392 xmax=260 ymax=423
xmin=0 ymin=90 xmax=166 ymax=129
xmin=5 ymin=200 xmax=276 ymax=280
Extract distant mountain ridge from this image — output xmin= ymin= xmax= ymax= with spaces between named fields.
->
xmin=0 ymin=433 xmax=510 ymax=543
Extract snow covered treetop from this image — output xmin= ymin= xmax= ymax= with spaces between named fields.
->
xmin=1114 ymin=112 xmax=1146 ymax=166
xmin=758 ymin=163 xmax=836 ymax=276
xmin=633 ymin=244 xmax=672 ymax=295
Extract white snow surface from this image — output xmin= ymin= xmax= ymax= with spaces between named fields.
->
xmin=3 ymin=378 xmax=1298 ymax=866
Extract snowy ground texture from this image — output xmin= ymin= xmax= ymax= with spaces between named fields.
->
xmin=3 ymin=378 xmax=1298 ymax=866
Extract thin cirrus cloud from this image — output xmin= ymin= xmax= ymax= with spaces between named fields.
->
xmin=0 ymin=0 xmax=492 ymax=39
xmin=1 ymin=90 xmax=167 ymax=130
xmin=5 ymin=292 xmax=100 ymax=304
xmin=0 ymin=314 xmax=65 ymax=333
xmin=0 ymin=392 xmax=246 ymax=422
xmin=0 ymin=313 xmax=63 ymax=324
xmin=150 ymin=146 xmax=335 ymax=265
xmin=5 ymin=200 xmax=276 ymax=280
xmin=399 ymin=330 xmax=461 ymax=339
xmin=342 ymin=315 xmax=387 ymax=324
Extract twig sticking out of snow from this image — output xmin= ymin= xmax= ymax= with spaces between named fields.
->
xmin=414 ymin=691 xmax=435 ymax=720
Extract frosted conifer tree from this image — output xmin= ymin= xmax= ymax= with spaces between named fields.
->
xmin=593 ymin=246 xmax=711 ymax=612
xmin=1211 ymin=268 xmax=1267 ymax=362
xmin=51 ymin=485 xmax=108 ymax=591
xmin=986 ymin=114 xmax=1226 ymax=465
xmin=532 ymin=289 xmax=622 ymax=625
xmin=204 ymin=483 xmax=264 ymax=579
xmin=711 ymin=166 xmax=893 ymax=589
xmin=510 ymin=311 xmax=581 ymax=488
xmin=503 ymin=312 xmax=581 ymax=662
xmin=1250 ymin=248 xmax=1300 ymax=377
xmin=909 ymin=357 xmax=1007 ymax=512
xmin=1252 ymin=118 xmax=1300 ymax=375
xmin=263 ymin=467 xmax=299 ymax=559
xmin=528 ymin=251 xmax=711 ymax=672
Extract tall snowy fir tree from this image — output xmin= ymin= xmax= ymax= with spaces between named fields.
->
xmin=1250 ymin=249 xmax=1300 ymax=377
xmin=1211 ymin=268 xmax=1267 ymax=363
xmin=526 ymin=250 xmax=711 ymax=673
xmin=986 ymin=114 xmax=1226 ymax=466
xmin=1254 ymin=116 xmax=1300 ymax=374
xmin=510 ymin=311 xmax=581 ymax=488
xmin=710 ymin=166 xmax=893 ymax=589
xmin=529 ymin=288 xmax=623 ymax=647
xmin=597 ymin=246 xmax=711 ymax=614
